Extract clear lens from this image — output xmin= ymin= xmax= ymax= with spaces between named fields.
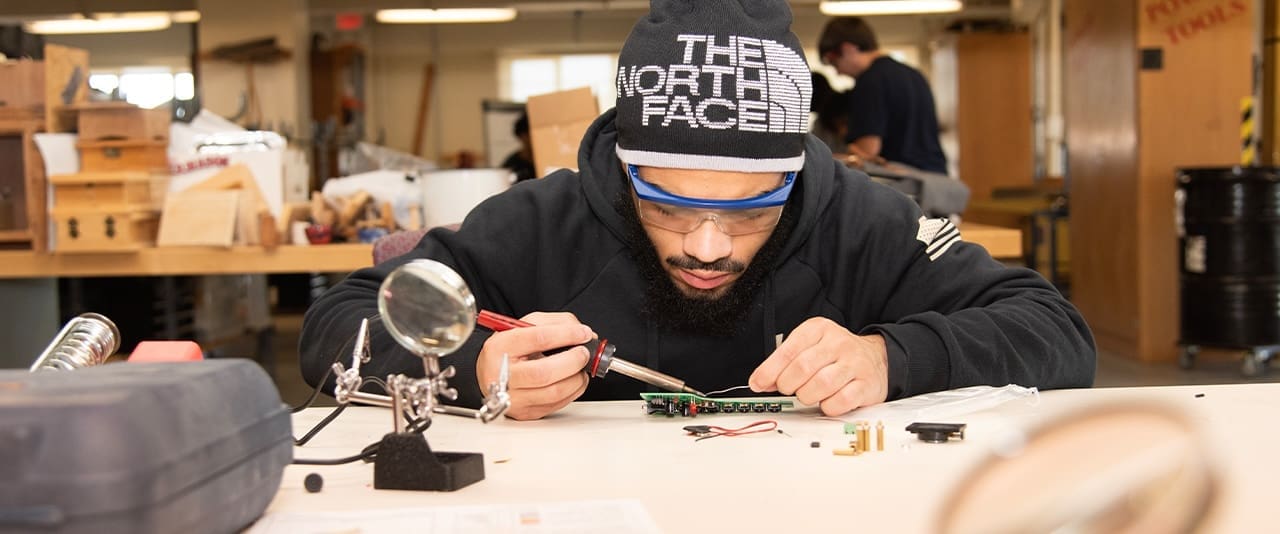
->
xmin=636 ymin=199 xmax=783 ymax=236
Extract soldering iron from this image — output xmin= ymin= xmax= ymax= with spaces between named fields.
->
xmin=476 ymin=310 xmax=706 ymax=396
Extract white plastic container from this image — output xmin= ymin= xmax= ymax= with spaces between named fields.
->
xmin=419 ymin=168 xmax=514 ymax=229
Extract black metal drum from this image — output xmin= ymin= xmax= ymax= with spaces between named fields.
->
xmin=1177 ymin=165 xmax=1280 ymax=375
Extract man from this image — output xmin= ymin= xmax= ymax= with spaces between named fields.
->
xmin=501 ymin=112 xmax=537 ymax=182
xmin=819 ymin=17 xmax=948 ymax=174
xmin=300 ymin=0 xmax=1094 ymax=421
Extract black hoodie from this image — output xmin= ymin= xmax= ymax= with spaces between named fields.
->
xmin=299 ymin=109 xmax=1096 ymax=406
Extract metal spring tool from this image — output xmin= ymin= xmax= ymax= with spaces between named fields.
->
xmin=29 ymin=313 xmax=121 ymax=372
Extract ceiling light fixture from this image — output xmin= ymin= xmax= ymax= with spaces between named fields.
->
xmin=171 ymin=11 xmax=201 ymax=24
xmin=24 ymin=13 xmax=172 ymax=34
xmin=375 ymin=8 xmax=518 ymax=24
xmin=819 ymin=0 xmax=964 ymax=16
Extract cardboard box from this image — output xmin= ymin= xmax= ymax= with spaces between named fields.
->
xmin=526 ymin=87 xmax=598 ymax=177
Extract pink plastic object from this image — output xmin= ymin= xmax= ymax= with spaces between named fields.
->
xmin=127 ymin=341 xmax=205 ymax=363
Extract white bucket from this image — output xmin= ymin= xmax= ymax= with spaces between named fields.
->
xmin=419 ymin=168 xmax=514 ymax=229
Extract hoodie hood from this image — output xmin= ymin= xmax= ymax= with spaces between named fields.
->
xmin=577 ymin=107 xmax=837 ymax=267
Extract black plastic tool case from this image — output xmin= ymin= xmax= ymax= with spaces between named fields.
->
xmin=0 ymin=360 xmax=292 ymax=533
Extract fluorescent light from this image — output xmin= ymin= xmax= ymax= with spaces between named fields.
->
xmin=171 ymin=11 xmax=201 ymax=24
xmin=25 ymin=14 xmax=171 ymax=34
xmin=376 ymin=8 xmax=517 ymax=24
xmin=820 ymin=1 xmax=963 ymax=16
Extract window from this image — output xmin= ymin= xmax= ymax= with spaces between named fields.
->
xmin=501 ymin=53 xmax=618 ymax=112
xmin=87 ymin=68 xmax=196 ymax=109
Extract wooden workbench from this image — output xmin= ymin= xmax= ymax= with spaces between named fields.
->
xmin=0 ymin=223 xmax=1020 ymax=279
xmin=959 ymin=221 xmax=1021 ymax=259
xmin=0 ymin=244 xmax=373 ymax=278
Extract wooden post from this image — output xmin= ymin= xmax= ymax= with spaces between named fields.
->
xmin=412 ymin=63 xmax=435 ymax=157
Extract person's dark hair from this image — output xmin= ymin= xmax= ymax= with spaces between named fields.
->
xmin=818 ymin=89 xmax=848 ymax=133
xmin=818 ymin=17 xmax=879 ymax=57
xmin=810 ymin=71 xmax=833 ymax=113
xmin=513 ymin=112 xmax=529 ymax=137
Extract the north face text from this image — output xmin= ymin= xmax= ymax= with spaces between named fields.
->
xmin=616 ymin=34 xmax=811 ymax=134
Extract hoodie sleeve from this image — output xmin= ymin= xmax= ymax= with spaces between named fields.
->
xmin=298 ymin=225 xmax=494 ymax=408
xmin=848 ymin=188 xmax=1096 ymax=400
xmin=296 ymin=175 xmax=573 ymax=408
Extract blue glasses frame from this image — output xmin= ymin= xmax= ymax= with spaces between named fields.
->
xmin=627 ymin=164 xmax=796 ymax=210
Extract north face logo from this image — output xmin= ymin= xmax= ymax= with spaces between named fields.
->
xmin=616 ymin=34 xmax=810 ymax=134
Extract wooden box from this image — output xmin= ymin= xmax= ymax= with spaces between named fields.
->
xmin=50 ymin=172 xmax=168 ymax=211
xmin=51 ymin=209 xmax=159 ymax=253
xmin=76 ymin=103 xmax=170 ymax=142
xmin=0 ymin=60 xmax=45 ymax=113
xmin=78 ymin=140 xmax=169 ymax=173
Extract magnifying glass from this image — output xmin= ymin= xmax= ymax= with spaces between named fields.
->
xmin=377 ymin=259 xmax=476 ymax=359
xmin=936 ymin=403 xmax=1218 ymax=534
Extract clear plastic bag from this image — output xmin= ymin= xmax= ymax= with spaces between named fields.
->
xmin=846 ymin=384 xmax=1040 ymax=423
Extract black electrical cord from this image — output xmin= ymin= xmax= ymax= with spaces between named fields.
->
xmin=291 ymin=414 xmax=432 ymax=466
xmin=291 ymin=445 xmax=376 ymax=466
xmin=286 ymin=313 xmax=448 ymax=466
xmin=292 ymin=378 xmax=392 ymax=447
xmin=289 ymin=314 xmax=382 ymax=447
xmin=291 ymin=363 xmax=333 ymax=414
xmin=293 ymin=404 xmax=346 ymax=447
xmin=289 ymin=313 xmax=380 ymax=413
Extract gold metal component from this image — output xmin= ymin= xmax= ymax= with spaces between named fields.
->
xmin=833 ymin=448 xmax=858 ymax=456
xmin=876 ymin=420 xmax=885 ymax=451
xmin=857 ymin=421 xmax=870 ymax=452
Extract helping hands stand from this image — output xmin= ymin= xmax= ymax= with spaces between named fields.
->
xmin=331 ymin=318 xmax=510 ymax=491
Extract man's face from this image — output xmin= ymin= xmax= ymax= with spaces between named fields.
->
xmin=631 ymin=166 xmax=785 ymax=300
xmin=825 ymin=42 xmax=869 ymax=78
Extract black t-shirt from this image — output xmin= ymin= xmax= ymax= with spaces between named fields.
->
xmin=845 ymin=56 xmax=948 ymax=174
xmin=502 ymin=151 xmax=537 ymax=182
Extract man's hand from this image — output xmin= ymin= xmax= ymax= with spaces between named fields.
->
xmin=476 ymin=312 xmax=594 ymax=420
xmin=747 ymin=317 xmax=889 ymax=416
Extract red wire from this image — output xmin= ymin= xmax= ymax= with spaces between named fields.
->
xmin=693 ymin=420 xmax=778 ymax=441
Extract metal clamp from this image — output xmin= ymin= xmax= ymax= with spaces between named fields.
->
xmin=330 ymin=318 xmax=510 ymax=428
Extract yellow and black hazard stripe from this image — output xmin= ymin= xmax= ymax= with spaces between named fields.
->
xmin=1242 ymin=96 xmax=1257 ymax=166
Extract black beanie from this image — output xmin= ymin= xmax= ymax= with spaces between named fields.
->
xmin=615 ymin=0 xmax=812 ymax=173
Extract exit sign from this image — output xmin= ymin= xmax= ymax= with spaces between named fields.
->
xmin=336 ymin=13 xmax=363 ymax=31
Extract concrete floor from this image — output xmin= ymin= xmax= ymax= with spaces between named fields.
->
xmin=257 ymin=314 xmax=1280 ymax=409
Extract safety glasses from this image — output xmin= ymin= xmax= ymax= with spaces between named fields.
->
xmin=627 ymin=164 xmax=795 ymax=236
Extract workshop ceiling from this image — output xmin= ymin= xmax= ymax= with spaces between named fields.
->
xmin=0 ymin=0 xmax=1012 ymax=19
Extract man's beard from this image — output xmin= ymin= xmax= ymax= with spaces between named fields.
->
xmin=612 ymin=188 xmax=800 ymax=337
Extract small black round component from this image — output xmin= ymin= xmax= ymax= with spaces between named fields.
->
xmin=1194 ymin=393 xmax=1205 ymax=398
xmin=905 ymin=422 xmax=966 ymax=443
xmin=915 ymin=431 xmax=951 ymax=443
xmin=810 ymin=441 xmax=820 ymax=448
xmin=304 ymin=472 xmax=324 ymax=493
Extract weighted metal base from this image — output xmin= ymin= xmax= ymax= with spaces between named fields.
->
xmin=372 ymin=432 xmax=485 ymax=492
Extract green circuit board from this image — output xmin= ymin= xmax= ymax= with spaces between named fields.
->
xmin=641 ymin=392 xmax=793 ymax=417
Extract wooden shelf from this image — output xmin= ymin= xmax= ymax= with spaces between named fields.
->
xmin=0 ymin=228 xmax=1020 ymax=280
xmin=0 ymin=244 xmax=373 ymax=278
xmin=0 ymin=229 xmax=32 ymax=243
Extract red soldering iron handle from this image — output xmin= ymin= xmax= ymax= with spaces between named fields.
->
xmin=476 ymin=310 xmax=532 ymax=332
xmin=475 ymin=310 xmax=611 ymax=376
